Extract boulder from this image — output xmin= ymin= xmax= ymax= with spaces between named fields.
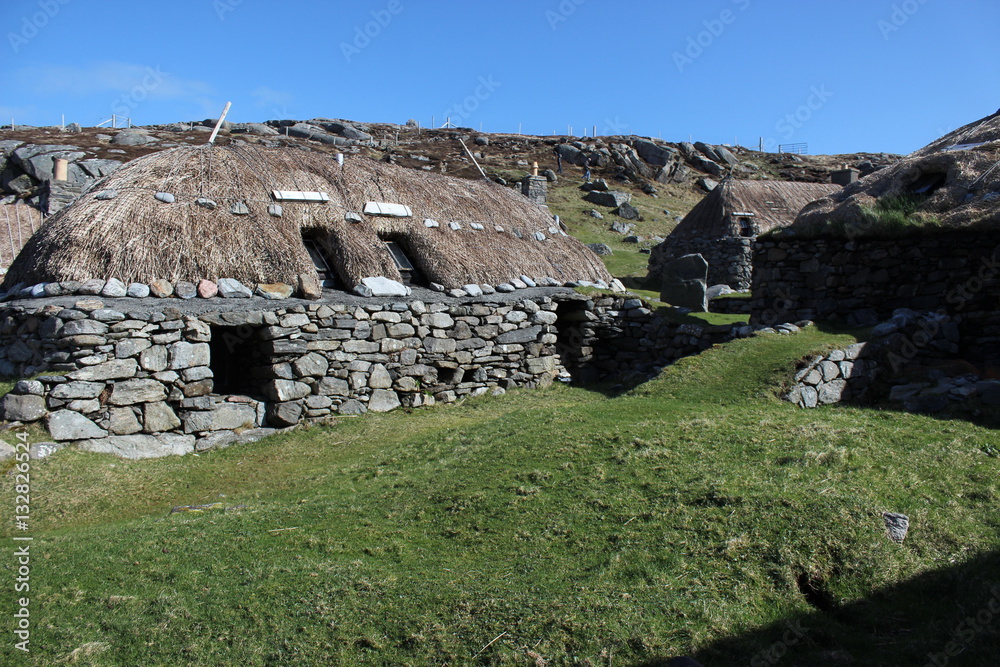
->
xmin=587 ymin=243 xmax=613 ymax=256
xmin=143 ymin=401 xmax=181 ymax=432
xmin=0 ymin=393 xmax=47 ymax=422
xmin=615 ymin=202 xmax=640 ymax=220
xmin=217 ymin=278 xmax=252 ymax=298
xmin=182 ymin=403 xmax=256 ymax=433
xmin=356 ymin=276 xmax=409 ymax=297
xmin=368 ymin=389 xmax=401 ymax=413
xmin=266 ymin=401 xmax=303 ymax=427
xmin=256 ymin=283 xmax=294 ymax=300
xmin=111 ymin=130 xmax=156 ymax=146
xmin=47 ymin=410 xmax=107 ymax=441
xmin=197 ymin=280 xmax=219 ymax=298
xmin=127 ymin=282 xmax=150 ymax=298
xmin=660 ymin=254 xmax=709 ymax=312
xmin=174 ymin=281 xmax=197 ymax=299
xmin=149 ymin=279 xmax=173 ymax=298
xmin=109 ymin=379 xmax=167 ymax=405
xmin=78 ymin=434 xmax=194 ymax=459
xmin=101 ymin=278 xmax=127 ymax=298
xmin=631 ymin=138 xmax=678 ymax=167
xmin=584 ymin=190 xmax=631 ymax=208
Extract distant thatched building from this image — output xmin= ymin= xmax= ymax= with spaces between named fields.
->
xmin=647 ymin=179 xmax=840 ymax=289
xmin=4 ymin=144 xmax=610 ymax=294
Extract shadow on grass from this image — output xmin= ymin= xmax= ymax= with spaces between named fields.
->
xmin=635 ymin=549 xmax=1000 ymax=667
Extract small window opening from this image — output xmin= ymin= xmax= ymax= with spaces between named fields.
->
xmin=909 ymin=172 xmax=947 ymax=196
xmin=303 ymin=234 xmax=340 ymax=288
xmin=382 ymin=239 xmax=426 ymax=286
xmin=738 ymin=218 xmax=755 ymax=237
xmin=210 ymin=325 xmax=263 ymax=396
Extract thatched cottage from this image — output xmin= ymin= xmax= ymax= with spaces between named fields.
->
xmin=0 ymin=144 xmax=624 ymax=458
xmin=647 ymin=179 xmax=840 ymax=289
xmin=4 ymin=143 xmax=610 ymax=293
xmin=0 ymin=203 xmax=43 ymax=275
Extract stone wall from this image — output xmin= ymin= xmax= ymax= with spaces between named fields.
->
xmin=0 ymin=289 xmax=753 ymax=457
xmin=648 ymin=236 xmax=753 ymax=290
xmin=750 ymin=231 xmax=1000 ymax=359
xmin=0 ymin=294 xmax=576 ymax=456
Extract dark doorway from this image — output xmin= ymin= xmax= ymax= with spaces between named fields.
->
xmin=210 ymin=325 xmax=262 ymax=396
xmin=553 ymin=300 xmax=600 ymax=383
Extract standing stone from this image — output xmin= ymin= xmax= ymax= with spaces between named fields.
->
xmin=660 ymin=254 xmax=709 ymax=312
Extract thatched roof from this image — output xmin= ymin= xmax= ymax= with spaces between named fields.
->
xmin=667 ymin=179 xmax=840 ymax=240
xmin=0 ymin=204 xmax=44 ymax=271
xmin=3 ymin=144 xmax=611 ymax=291
xmin=793 ymin=110 xmax=1000 ymax=235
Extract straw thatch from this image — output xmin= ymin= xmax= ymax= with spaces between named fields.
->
xmin=3 ymin=144 xmax=611 ymax=290
xmin=667 ymin=179 xmax=841 ymax=240
xmin=794 ymin=110 xmax=1000 ymax=234
xmin=0 ymin=204 xmax=44 ymax=272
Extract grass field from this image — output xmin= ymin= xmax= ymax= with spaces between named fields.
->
xmin=2 ymin=327 xmax=998 ymax=666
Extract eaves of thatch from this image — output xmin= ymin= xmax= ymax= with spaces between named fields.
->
xmin=2 ymin=144 xmax=611 ymax=291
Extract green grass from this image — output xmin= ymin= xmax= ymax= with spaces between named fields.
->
xmin=786 ymin=194 xmax=946 ymax=240
xmin=2 ymin=329 xmax=998 ymax=665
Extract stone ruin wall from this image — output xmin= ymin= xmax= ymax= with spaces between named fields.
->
xmin=0 ymin=292 xmax=743 ymax=458
xmin=750 ymin=230 xmax=1000 ymax=358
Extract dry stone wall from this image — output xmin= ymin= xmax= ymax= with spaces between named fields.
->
xmin=0 ymin=290 xmax=754 ymax=459
xmin=750 ymin=231 xmax=1000 ymax=357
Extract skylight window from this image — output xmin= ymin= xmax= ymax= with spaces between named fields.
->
xmin=364 ymin=202 xmax=413 ymax=217
xmin=272 ymin=190 xmax=330 ymax=202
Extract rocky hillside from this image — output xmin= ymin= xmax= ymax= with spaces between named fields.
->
xmin=0 ymin=117 xmax=899 ymax=215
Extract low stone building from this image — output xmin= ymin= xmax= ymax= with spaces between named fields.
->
xmin=647 ymin=179 xmax=839 ymax=290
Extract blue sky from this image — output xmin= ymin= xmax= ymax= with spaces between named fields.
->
xmin=2 ymin=0 xmax=997 ymax=155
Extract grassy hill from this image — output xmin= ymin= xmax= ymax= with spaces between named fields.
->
xmin=3 ymin=327 xmax=998 ymax=665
